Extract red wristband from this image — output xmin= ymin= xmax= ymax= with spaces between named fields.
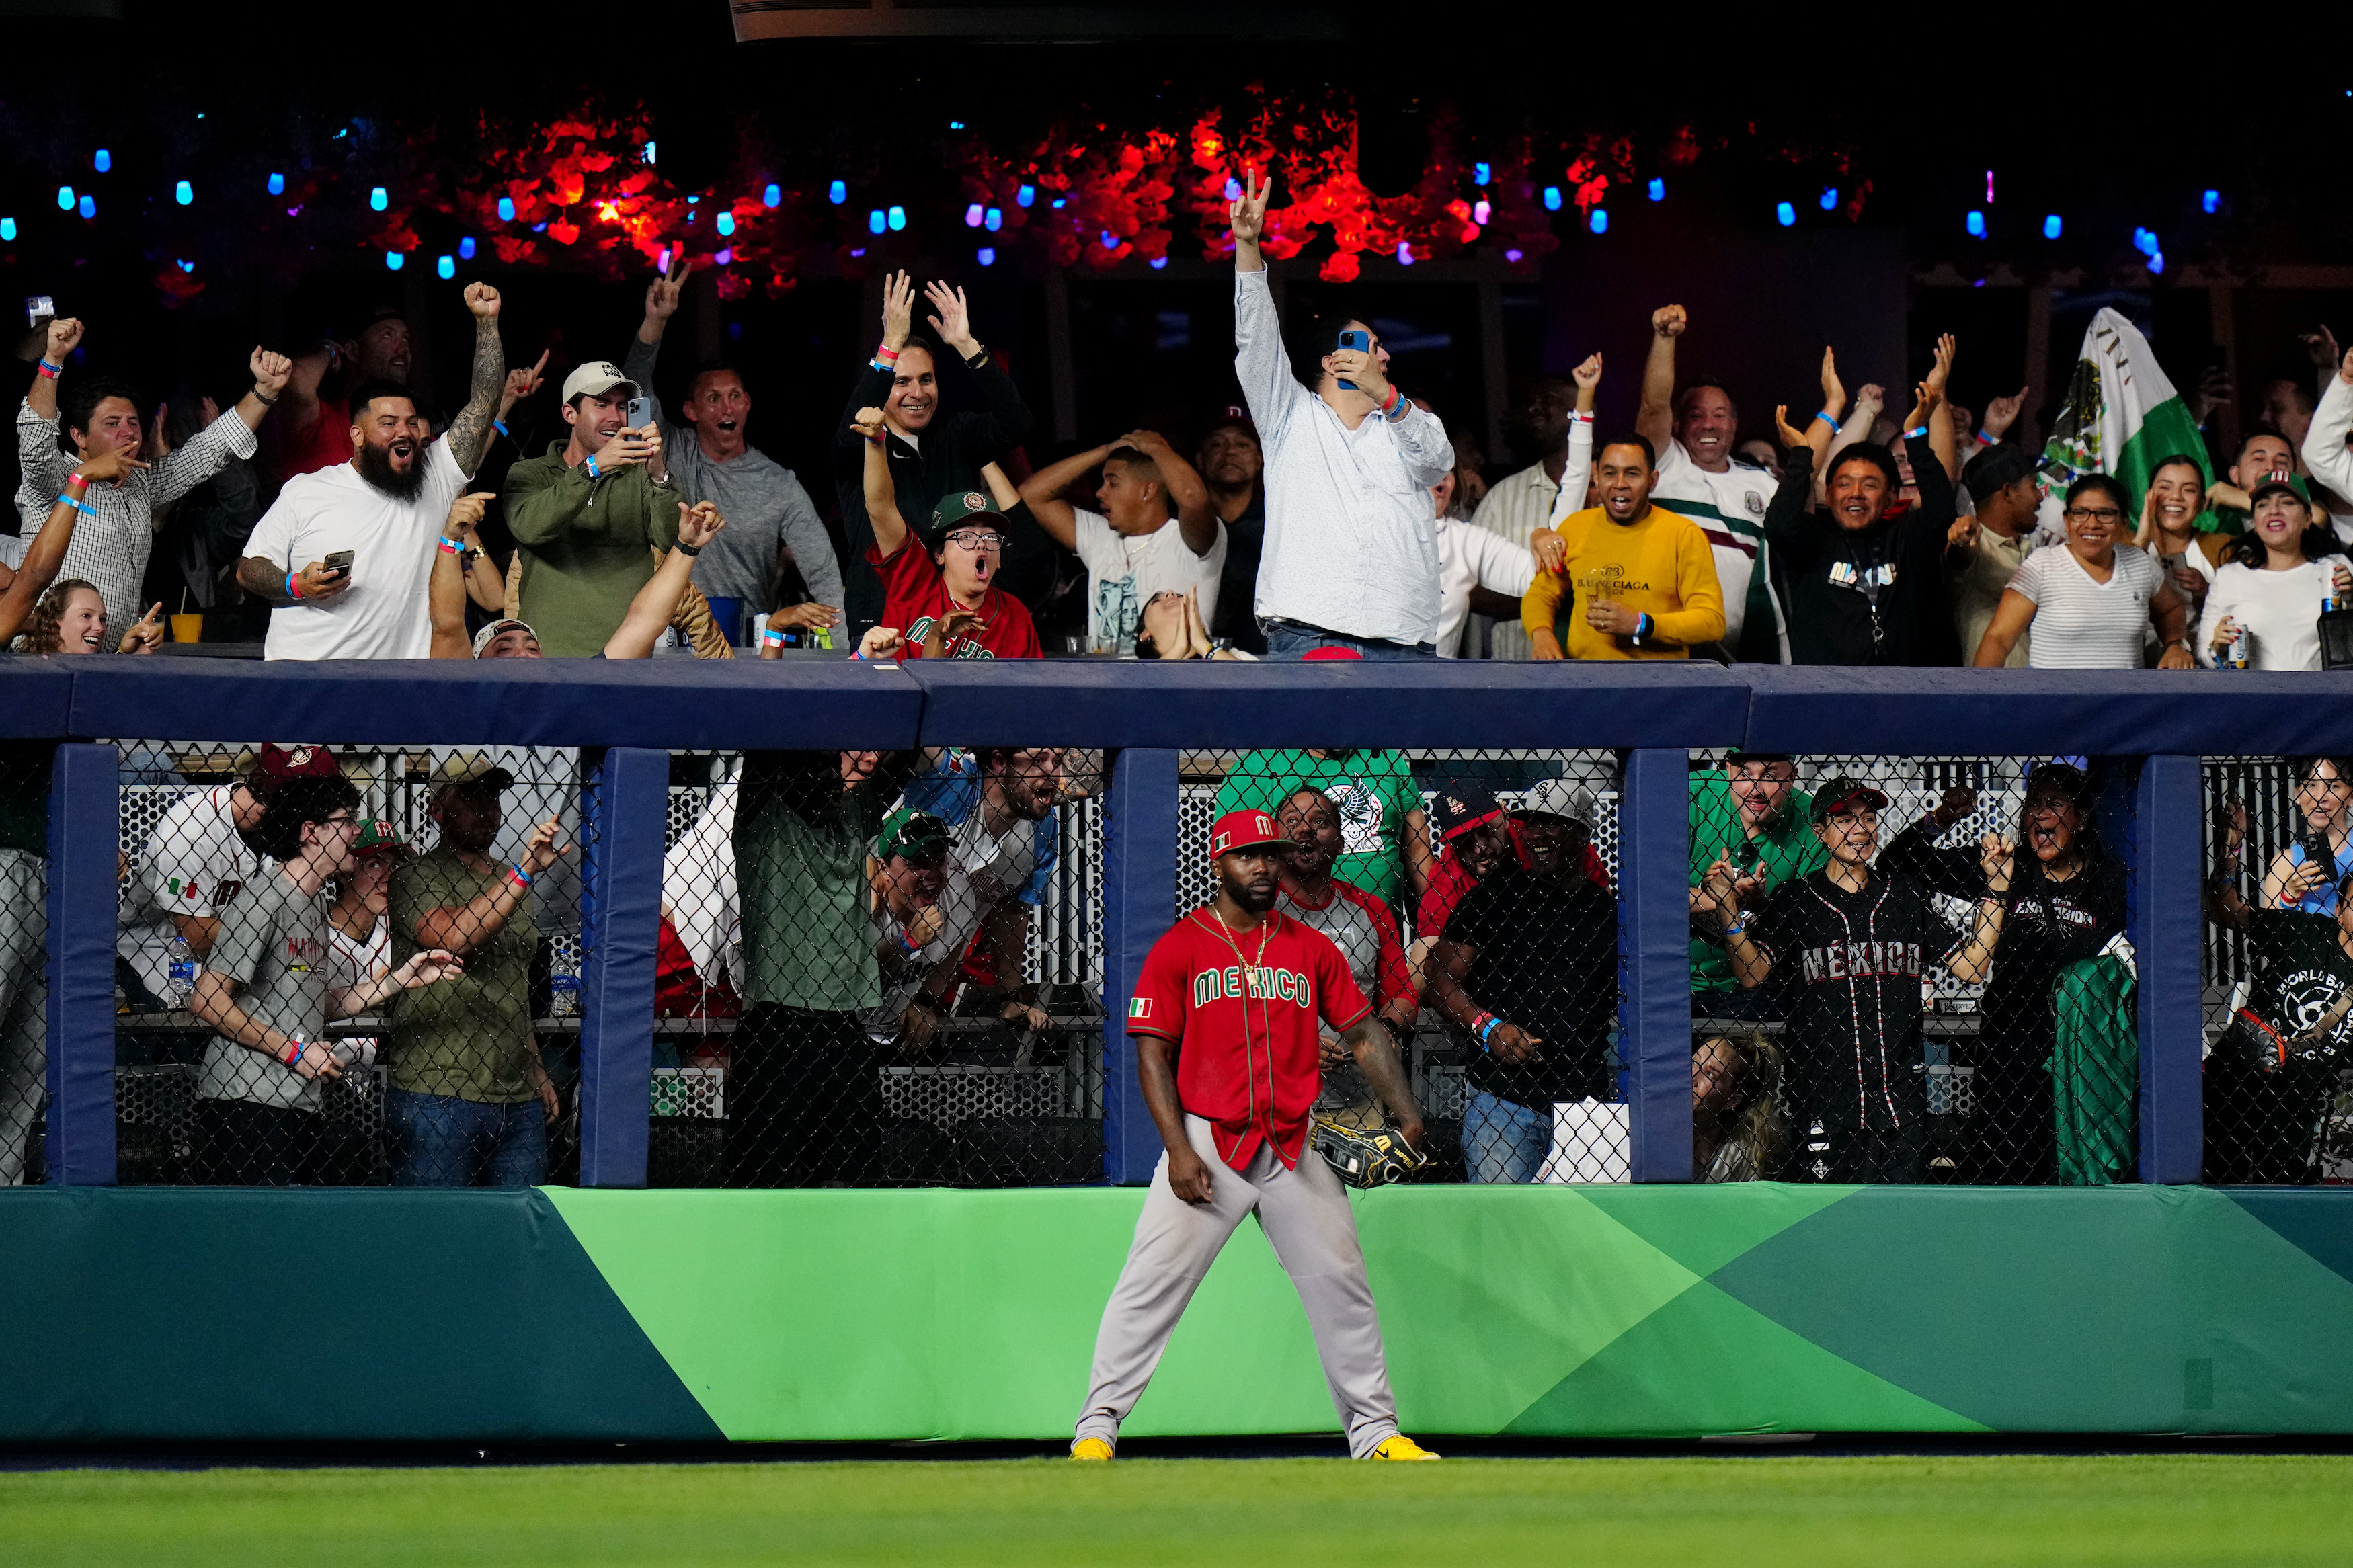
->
xmin=874 ymin=343 xmax=900 ymax=364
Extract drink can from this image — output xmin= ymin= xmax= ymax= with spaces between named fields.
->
xmin=549 ymin=972 xmax=580 ymax=1017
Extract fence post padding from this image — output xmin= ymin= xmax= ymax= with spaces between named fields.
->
xmin=1620 ymin=748 xmax=1693 ymax=1183
xmin=2134 ymin=755 xmax=2204 ymax=1184
xmin=579 ymin=747 xmax=666 ymax=1188
xmin=1101 ymin=748 xmax=1178 ymax=1185
xmin=46 ymin=743 xmax=119 ymax=1186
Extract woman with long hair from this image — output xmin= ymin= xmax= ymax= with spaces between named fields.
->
xmin=2196 ymin=482 xmax=2352 ymax=669
xmin=1693 ymin=1031 xmax=1787 ymax=1181
xmin=12 ymin=578 xmax=162 ymax=655
xmin=2131 ymin=454 xmax=2227 ymax=618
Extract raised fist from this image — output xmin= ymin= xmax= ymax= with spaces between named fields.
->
xmin=463 ymin=282 xmax=502 ymax=319
xmin=1651 ymin=304 xmax=1687 ymax=339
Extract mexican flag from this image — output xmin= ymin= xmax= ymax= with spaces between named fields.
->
xmin=2037 ymin=307 xmax=2213 ymax=514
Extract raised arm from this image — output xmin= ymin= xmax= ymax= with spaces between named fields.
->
xmin=442 ymin=282 xmax=508 ymax=478
xmin=407 ymin=818 xmax=565 ymax=957
xmin=1123 ymin=429 xmax=1217 ymax=555
xmin=854 ymin=407 xmax=909 ymax=558
xmin=1016 ymin=441 xmax=1111 ymax=553
xmin=25 ymin=315 xmax=81 ymax=424
xmin=1805 ymin=348 xmax=1850 ymax=476
xmin=0 ymin=449 xmax=147 ymax=641
xmin=229 ymin=347 xmax=294 ymax=434
xmin=430 ymin=492 xmax=496 ymax=659
xmin=1636 ymin=305 xmax=1683 ymax=452
xmin=2305 ymin=349 xmax=2353 ymax=502
xmin=1921 ymin=334 xmax=1962 ymax=481
xmin=1822 ymin=384 xmax=1882 ymax=503
xmin=1230 ymin=173 xmax=1297 ymax=436
xmin=606 ymin=502 xmax=725 ymax=659
xmin=1765 ymin=406 xmax=1821 ymax=544
xmin=923 ymin=280 xmax=1032 ymax=452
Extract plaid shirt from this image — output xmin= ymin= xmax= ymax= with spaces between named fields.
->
xmin=15 ymin=397 xmax=257 ymax=640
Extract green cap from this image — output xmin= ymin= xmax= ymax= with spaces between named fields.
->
xmin=928 ymin=489 xmax=1003 ymax=540
xmin=351 ymin=819 xmax=411 ymax=859
xmin=877 ymin=808 xmax=951 ymax=864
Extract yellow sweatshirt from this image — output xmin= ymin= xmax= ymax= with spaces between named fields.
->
xmin=1519 ymin=504 xmax=1726 ymax=660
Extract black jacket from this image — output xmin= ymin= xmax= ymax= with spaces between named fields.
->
xmin=831 ymin=349 xmax=1039 ymax=634
xmin=1763 ymin=433 xmax=1961 ymax=667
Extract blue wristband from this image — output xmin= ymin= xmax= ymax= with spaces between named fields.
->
xmin=493 ymin=419 xmax=509 ymax=438
xmin=1813 ymin=411 xmax=1838 ymax=428
xmin=1976 ymin=430 xmax=1997 ymax=446
xmin=1634 ymin=612 xmax=1654 ymax=640
xmin=584 ymin=454 xmax=601 ymax=480
xmin=55 ymin=493 xmax=94 ymax=516
xmin=1904 ymin=425 xmax=1929 ymax=440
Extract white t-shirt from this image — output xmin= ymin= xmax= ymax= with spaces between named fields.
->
xmin=1435 ymin=515 xmax=1534 ymax=658
xmin=1648 ymin=440 xmax=1778 ymax=653
xmin=121 ymin=783 xmax=269 ymax=1001
xmin=1070 ymin=507 xmax=1226 ymax=655
xmin=247 ymin=437 xmax=468 ymax=660
xmin=2009 ymin=545 xmax=2165 ymax=669
xmin=2197 ymin=555 xmax=2352 ymax=670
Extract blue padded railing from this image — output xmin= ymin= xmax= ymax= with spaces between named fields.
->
xmin=11 ymin=656 xmax=2348 ymax=1187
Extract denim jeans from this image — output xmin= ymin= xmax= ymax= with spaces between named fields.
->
xmin=1261 ymin=619 xmax=1436 ymax=660
xmin=388 ymin=1089 xmax=547 ymax=1187
xmin=1464 ymin=1089 xmax=1550 ymax=1184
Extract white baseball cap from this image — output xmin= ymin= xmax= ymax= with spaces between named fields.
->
xmin=1517 ymin=778 xmax=1599 ymax=829
xmin=560 ymin=361 xmax=637 ymax=403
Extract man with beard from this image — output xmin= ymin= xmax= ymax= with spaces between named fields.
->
xmin=17 ymin=312 xmax=292 ymax=638
xmin=1689 ymin=753 xmax=1825 ymax=1019
xmin=239 ymin=282 xmax=508 ymax=660
xmin=1423 ymin=780 xmax=1619 ymax=1183
xmin=387 ymin=754 xmax=566 ymax=1187
xmin=1072 ymin=809 xmax=1435 ymax=1463
xmin=833 ymin=272 xmax=1037 ymax=638
xmin=1636 ymin=304 xmax=1785 ymax=661
xmin=1275 ymin=788 xmax=1418 ymax=1131
xmin=1199 ymin=409 xmax=1268 ymax=652
xmin=1761 ymin=381 xmax=1961 ymax=667
xmin=504 ymin=360 xmax=684 ymax=656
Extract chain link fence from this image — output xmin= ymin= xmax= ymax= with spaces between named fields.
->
xmin=2202 ymin=756 xmax=2353 ymax=1185
xmin=110 ymin=741 xmax=582 ymax=1187
xmin=1686 ymin=751 xmax=2137 ymax=1186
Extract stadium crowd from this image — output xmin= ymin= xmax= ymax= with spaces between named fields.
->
xmin=4 ymin=177 xmax=2350 ymax=1194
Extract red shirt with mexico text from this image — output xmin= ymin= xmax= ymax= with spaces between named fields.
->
xmin=1126 ymin=907 xmax=1371 ymax=1171
xmin=865 ymin=540 xmax=1041 ymax=659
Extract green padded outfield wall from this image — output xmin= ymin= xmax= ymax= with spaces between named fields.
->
xmin=2 ymin=1184 xmax=2350 ymax=1442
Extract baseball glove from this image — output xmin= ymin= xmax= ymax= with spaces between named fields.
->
xmin=1311 ymin=1115 xmax=1425 ymax=1189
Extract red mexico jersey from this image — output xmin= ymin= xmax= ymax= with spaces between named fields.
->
xmin=1126 ymin=907 xmax=1371 ymax=1171
xmin=865 ymin=540 xmax=1041 ymax=660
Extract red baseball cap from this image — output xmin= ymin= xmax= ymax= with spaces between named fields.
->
xmin=1207 ymin=809 xmax=1289 ymax=859
xmin=254 ymin=743 xmax=340 ymax=780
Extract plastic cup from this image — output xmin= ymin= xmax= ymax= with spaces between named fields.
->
xmin=169 ymin=614 xmax=202 ymax=644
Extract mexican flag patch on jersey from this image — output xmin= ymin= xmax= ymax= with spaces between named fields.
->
xmin=1129 ymin=997 xmax=1153 ymax=1021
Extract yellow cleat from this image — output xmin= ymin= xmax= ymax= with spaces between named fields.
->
xmin=1070 ymin=1437 xmax=1115 ymax=1461
xmin=1369 ymin=1434 xmax=1441 ymax=1461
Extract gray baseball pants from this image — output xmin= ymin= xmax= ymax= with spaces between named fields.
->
xmin=0 ymin=848 xmax=48 ymax=1187
xmin=1074 ymin=1113 xmax=1401 ymax=1458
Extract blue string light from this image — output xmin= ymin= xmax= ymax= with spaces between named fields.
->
xmin=436 ymin=255 xmax=454 ymax=280
xmin=887 ymin=205 xmax=906 ymax=231
xmin=715 ymin=211 xmax=735 ymax=237
xmin=828 ymin=180 xmax=846 ymax=204
xmin=1588 ymin=208 xmax=1608 ymax=235
xmin=977 ymin=247 xmax=996 ymax=267
xmin=1820 ymin=186 xmax=1839 ymax=211
xmin=1149 ymin=256 xmax=1166 ymax=270
xmin=1542 ymin=186 xmax=1562 ymax=211
xmin=497 ymin=196 xmax=516 ymax=222
xmin=93 ymin=149 xmax=111 ymax=173
xmin=2043 ymin=214 xmax=2063 ymax=240
xmin=1504 ymin=247 xmax=1523 ymax=263
xmin=1966 ymin=210 xmax=1985 ymax=237
xmin=984 ymin=206 xmax=1002 ymax=232
xmin=764 ymin=183 xmax=782 ymax=208
xmin=1774 ymin=201 xmax=1795 ymax=227
xmin=458 ymin=236 xmax=475 ymax=259
xmin=2132 ymin=226 xmax=2159 ymax=257
xmin=715 ymin=247 xmax=732 ymax=265
xmin=77 ymin=194 xmax=95 ymax=220
xmin=369 ymin=185 xmax=388 ymax=212
xmin=176 ymin=259 xmax=193 ymax=274
xmin=56 ymin=185 xmax=74 ymax=211
xmin=0 ymin=219 xmax=14 ymax=242
xmin=1101 ymin=230 xmax=1119 ymax=249
xmin=1472 ymin=199 xmax=1490 ymax=225
xmin=1016 ymin=185 xmax=1035 ymax=208
xmin=642 ymin=140 xmax=656 ymax=165
xmin=868 ymin=209 xmax=887 ymax=235
xmin=1648 ymin=178 xmax=1665 ymax=202
xmin=2202 ymin=189 xmax=2220 ymax=214
xmin=1224 ymin=178 xmax=1241 ymax=202
xmin=949 ymin=121 xmax=965 ymax=130
xmin=1396 ymin=241 xmax=1414 ymax=265
xmin=1051 ymin=197 xmax=1065 ymax=209
xmin=2148 ymin=251 xmax=2165 ymax=275
xmin=965 ymin=203 xmax=984 ymax=227
xmin=268 ymin=173 xmax=285 ymax=196
xmin=175 ymin=181 xmax=193 ymax=206
xmin=1473 ymin=161 xmax=1490 ymax=186
xmin=385 ymin=251 xmax=404 ymax=271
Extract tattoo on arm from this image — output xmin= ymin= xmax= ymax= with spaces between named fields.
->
xmin=444 ymin=317 xmax=507 ymax=476
xmin=236 ymin=555 xmax=292 ymax=604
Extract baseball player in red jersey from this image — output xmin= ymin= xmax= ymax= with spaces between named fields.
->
xmin=1070 ymin=809 xmax=1438 ymax=1462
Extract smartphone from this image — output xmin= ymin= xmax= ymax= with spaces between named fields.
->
xmin=26 ymin=296 xmax=54 ymax=329
xmin=625 ymin=395 xmax=655 ymax=433
xmin=1335 ymin=328 xmax=1369 ymax=391
xmin=323 ymin=550 xmax=354 ymax=578
xmin=2303 ymin=831 xmax=2335 ymax=883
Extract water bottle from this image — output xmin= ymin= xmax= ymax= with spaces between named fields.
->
xmin=165 ymin=933 xmax=197 ymax=1005
xmin=548 ymin=971 xmax=580 ymax=1018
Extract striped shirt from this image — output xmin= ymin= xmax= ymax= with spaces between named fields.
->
xmin=2008 ymin=544 xmax=2164 ymax=669
xmin=1646 ymin=441 xmax=1781 ymax=658
xmin=1470 ymin=460 xmax=1561 ymax=659
xmin=15 ymin=398 xmax=258 ymax=640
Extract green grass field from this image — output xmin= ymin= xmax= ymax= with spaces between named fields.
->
xmin=3 ymin=1454 xmax=2348 ymax=1565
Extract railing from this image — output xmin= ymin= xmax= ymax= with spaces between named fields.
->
xmin=11 ymin=655 xmax=2353 ymax=1190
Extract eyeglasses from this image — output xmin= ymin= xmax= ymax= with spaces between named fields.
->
xmin=2063 ymin=506 xmax=2124 ymax=524
xmin=944 ymin=529 xmax=1008 ymax=552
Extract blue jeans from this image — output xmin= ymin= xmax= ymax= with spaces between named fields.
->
xmin=1261 ymin=619 xmax=1436 ymax=660
xmin=388 ymin=1089 xmax=547 ymax=1187
xmin=1464 ymin=1089 xmax=1550 ymax=1184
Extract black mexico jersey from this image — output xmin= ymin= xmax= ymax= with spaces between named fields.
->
xmin=1749 ymin=868 xmax=1936 ymax=1131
